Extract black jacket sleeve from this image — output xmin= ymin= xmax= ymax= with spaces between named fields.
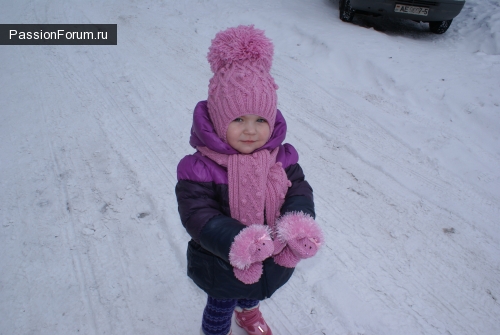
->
xmin=175 ymin=180 xmax=245 ymax=262
xmin=175 ymin=179 xmax=223 ymax=241
xmin=280 ymin=163 xmax=315 ymax=218
xmin=199 ymin=215 xmax=245 ymax=263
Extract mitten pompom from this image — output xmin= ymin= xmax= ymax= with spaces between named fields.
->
xmin=233 ymin=262 xmax=263 ymax=284
xmin=273 ymin=245 xmax=301 ymax=268
xmin=272 ymin=238 xmax=286 ymax=256
xmin=207 ymin=25 xmax=274 ymax=73
xmin=229 ymin=224 xmax=273 ymax=270
xmin=276 ymin=212 xmax=323 ymax=259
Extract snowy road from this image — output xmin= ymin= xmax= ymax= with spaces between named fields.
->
xmin=1 ymin=0 xmax=499 ymax=334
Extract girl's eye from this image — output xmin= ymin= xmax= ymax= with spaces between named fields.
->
xmin=257 ymin=118 xmax=267 ymax=123
xmin=233 ymin=118 xmax=243 ymax=122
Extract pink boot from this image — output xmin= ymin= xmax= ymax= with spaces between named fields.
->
xmin=234 ymin=305 xmax=273 ymax=335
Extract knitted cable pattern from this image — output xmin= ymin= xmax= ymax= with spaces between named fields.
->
xmin=206 ymin=25 xmax=279 ymax=142
xmin=197 ymin=146 xmax=291 ymax=229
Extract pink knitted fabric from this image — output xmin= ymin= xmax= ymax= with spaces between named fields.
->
xmin=273 ymin=212 xmax=324 ymax=268
xmin=229 ymin=224 xmax=274 ymax=284
xmin=207 ymin=25 xmax=279 ymax=142
xmin=198 ymin=146 xmax=291 ymax=229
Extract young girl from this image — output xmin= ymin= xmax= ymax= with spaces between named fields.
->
xmin=175 ymin=25 xmax=323 ymax=335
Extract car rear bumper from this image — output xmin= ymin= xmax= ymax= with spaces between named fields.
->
xmin=350 ymin=0 xmax=465 ymax=21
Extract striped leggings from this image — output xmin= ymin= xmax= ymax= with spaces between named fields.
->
xmin=201 ymin=296 xmax=259 ymax=335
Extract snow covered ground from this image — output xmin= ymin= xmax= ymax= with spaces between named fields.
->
xmin=1 ymin=0 xmax=499 ymax=334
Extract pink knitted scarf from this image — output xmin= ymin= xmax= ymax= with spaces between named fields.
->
xmin=198 ymin=146 xmax=291 ymax=228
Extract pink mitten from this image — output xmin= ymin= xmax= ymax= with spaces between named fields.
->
xmin=229 ymin=225 xmax=274 ymax=284
xmin=273 ymin=212 xmax=323 ymax=268
xmin=272 ymin=238 xmax=286 ymax=256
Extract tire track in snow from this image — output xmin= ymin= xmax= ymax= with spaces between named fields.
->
xmin=32 ymin=66 xmax=100 ymax=335
xmin=267 ymin=273 xmax=332 ymax=335
xmin=39 ymin=48 xmax=196 ymax=332
xmin=26 ymin=37 xmax=176 ymax=332
xmin=46 ymin=48 xmax=178 ymax=190
xmin=276 ymin=61 xmax=500 ymax=246
xmin=62 ymin=33 xmax=214 ymax=332
xmin=16 ymin=14 xmax=212 ymax=329
xmin=272 ymin=61 xmax=500 ymax=334
xmin=79 ymin=53 xmax=191 ymax=275
xmin=275 ymin=58 xmax=499 ymax=227
xmin=308 ymin=157 xmax=487 ymax=334
xmin=302 ymin=110 xmax=496 ymax=334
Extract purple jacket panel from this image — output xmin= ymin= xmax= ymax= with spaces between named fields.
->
xmin=177 ymin=152 xmax=227 ymax=184
xmin=277 ymin=143 xmax=299 ymax=168
xmin=189 ymin=101 xmax=238 ymax=154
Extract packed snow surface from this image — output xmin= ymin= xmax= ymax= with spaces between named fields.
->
xmin=1 ymin=0 xmax=500 ymax=334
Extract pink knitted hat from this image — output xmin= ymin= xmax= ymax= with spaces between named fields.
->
xmin=207 ymin=25 xmax=279 ymax=142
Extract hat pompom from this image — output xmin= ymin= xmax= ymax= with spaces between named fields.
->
xmin=207 ymin=25 xmax=274 ymax=73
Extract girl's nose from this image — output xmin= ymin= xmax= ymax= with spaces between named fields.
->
xmin=244 ymin=122 xmax=257 ymax=134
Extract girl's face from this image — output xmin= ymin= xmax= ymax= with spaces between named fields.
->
xmin=226 ymin=114 xmax=271 ymax=154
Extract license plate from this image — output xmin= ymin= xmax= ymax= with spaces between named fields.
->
xmin=394 ymin=4 xmax=429 ymax=16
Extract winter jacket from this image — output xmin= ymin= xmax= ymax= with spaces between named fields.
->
xmin=175 ymin=101 xmax=314 ymax=300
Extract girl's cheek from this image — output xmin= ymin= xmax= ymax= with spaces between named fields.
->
xmin=260 ymin=123 xmax=270 ymax=134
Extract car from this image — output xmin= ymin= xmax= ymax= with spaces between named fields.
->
xmin=339 ymin=0 xmax=466 ymax=34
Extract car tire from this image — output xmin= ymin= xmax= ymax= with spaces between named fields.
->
xmin=339 ymin=0 xmax=355 ymax=23
xmin=429 ymin=19 xmax=453 ymax=34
